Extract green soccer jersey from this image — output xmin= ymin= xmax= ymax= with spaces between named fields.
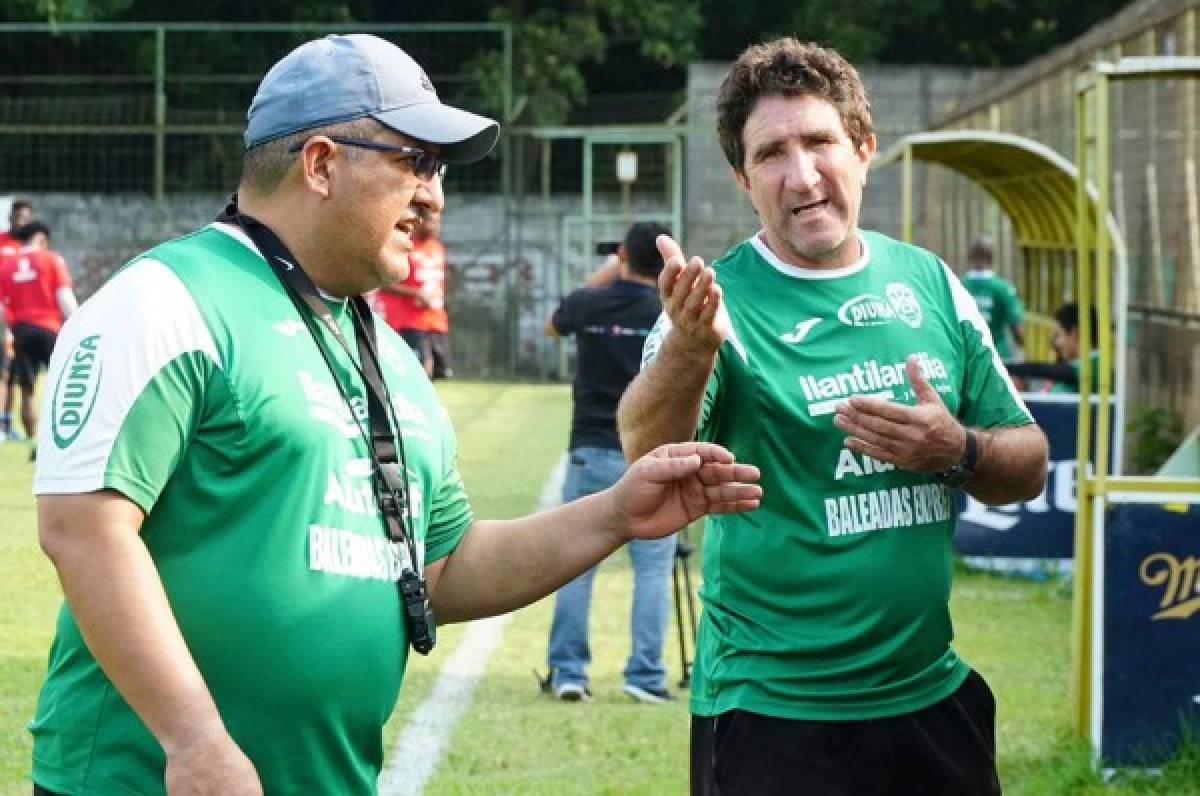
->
xmin=30 ymin=224 xmax=473 ymax=795
xmin=962 ymin=269 xmax=1024 ymax=359
xmin=644 ymin=231 xmax=1031 ymax=721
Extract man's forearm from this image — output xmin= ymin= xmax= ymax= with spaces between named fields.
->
xmin=39 ymin=492 xmax=230 ymax=757
xmin=429 ymin=491 xmax=627 ymax=623
xmin=617 ymin=332 xmax=715 ymax=461
xmin=582 ymin=254 xmax=621 ymax=288
xmin=966 ymin=423 xmax=1048 ymax=505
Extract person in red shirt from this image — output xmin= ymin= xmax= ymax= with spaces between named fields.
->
xmin=0 ymin=221 xmax=78 ymax=444
xmin=0 ymin=198 xmax=32 ymax=436
xmin=375 ymin=175 xmax=452 ymax=378
xmin=0 ymin=198 xmax=31 ymax=258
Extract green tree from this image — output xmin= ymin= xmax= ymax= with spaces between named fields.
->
xmin=465 ymin=0 xmax=701 ymax=126
xmin=697 ymin=0 xmax=1134 ymax=66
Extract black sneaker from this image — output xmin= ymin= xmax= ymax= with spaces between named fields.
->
xmin=535 ymin=669 xmax=592 ymax=702
xmin=622 ymin=683 xmax=674 ymax=704
xmin=554 ymin=682 xmax=593 ymax=702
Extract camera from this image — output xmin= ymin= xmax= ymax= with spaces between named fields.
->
xmin=595 ymin=241 xmax=620 ymax=256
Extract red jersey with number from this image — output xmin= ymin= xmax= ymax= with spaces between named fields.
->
xmin=375 ymin=236 xmax=448 ymax=333
xmin=0 ymin=248 xmax=72 ymax=333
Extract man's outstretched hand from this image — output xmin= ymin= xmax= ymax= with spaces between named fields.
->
xmin=608 ymin=441 xmax=761 ymax=540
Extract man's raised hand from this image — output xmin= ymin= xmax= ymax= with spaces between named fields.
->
xmin=656 ymin=234 xmax=726 ymax=354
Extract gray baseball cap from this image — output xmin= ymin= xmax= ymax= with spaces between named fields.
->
xmin=244 ymin=34 xmax=499 ymax=163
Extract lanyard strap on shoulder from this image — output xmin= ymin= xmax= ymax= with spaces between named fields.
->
xmin=217 ymin=206 xmax=410 ymax=543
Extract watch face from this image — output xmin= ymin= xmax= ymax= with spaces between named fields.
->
xmin=938 ymin=465 xmax=973 ymax=488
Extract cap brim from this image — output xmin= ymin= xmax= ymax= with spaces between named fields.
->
xmin=373 ymin=102 xmax=499 ymax=164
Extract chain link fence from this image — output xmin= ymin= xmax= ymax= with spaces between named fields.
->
xmin=0 ymin=23 xmax=580 ymax=379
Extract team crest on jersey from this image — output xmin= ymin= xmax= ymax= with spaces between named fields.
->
xmin=52 ymin=334 xmax=102 ymax=449
xmin=885 ymin=283 xmax=923 ymax=328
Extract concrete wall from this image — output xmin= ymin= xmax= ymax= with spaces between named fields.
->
xmin=684 ymin=62 xmax=1002 ymax=263
xmin=16 ymin=61 xmax=1004 ymax=379
xmin=17 ymin=191 xmax=631 ymax=379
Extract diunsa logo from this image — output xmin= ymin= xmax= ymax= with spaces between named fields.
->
xmin=837 ymin=294 xmax=897 ymax=327
xmin=52 ymin=334 xmax=102 ymax=449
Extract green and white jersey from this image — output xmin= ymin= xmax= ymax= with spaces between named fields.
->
xmin=30 ymin=224 xmax=473 ymax=795
xmin=962 ymin=268 xmax=1024 ymax=359
xmin=644 ymin=230 xmax=1031 ymax=721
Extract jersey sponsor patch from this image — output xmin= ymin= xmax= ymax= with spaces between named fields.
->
xmin=798 ymin=352 xmax=949 ymax=416
xmin=323 ymin=458 xmax=424 ymax=520
xmin=824 ymin=483 xmax=952 ymax=537
xmin=837 ymin=293 xmax=895 ymax=327
xmin=50 ymin=334 xmax=102 ymax=449
xmin=297 ymin=368 xmax=367 ymax=438
xmin=836 ymin=282 xmax=924 ymax=329
xmin=307 ymin=523 xmax=424 ymax=581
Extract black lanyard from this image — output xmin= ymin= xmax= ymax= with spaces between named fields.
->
xmin=217 ymin=199 xmax=436 ymax=654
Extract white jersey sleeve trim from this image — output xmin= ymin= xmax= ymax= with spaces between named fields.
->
xmin=940 ymin=260 xmax=1029 ymax=416
xmin=34 ymin=258 xmax=222 ymax=495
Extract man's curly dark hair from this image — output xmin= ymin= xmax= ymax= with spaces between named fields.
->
xmin=717 ymin=38 xmax=874 ymax=173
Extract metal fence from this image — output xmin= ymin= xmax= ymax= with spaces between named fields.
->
xmin=0 ymin=23 xmax=566 ymax=379
xmin=0 ymin=23 xmax=691 ymax=381
xmin=0 ymin=23 xmax=511 ymax=197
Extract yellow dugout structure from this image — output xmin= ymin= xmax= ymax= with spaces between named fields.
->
xmin=1071 ymin=56 xmax=1200 ymax=751
xmin=875 ymin=54 xmax=1200 ymax=759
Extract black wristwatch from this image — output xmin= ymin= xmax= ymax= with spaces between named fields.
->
xmin=935 ymin=427 xmax=979 ymax=488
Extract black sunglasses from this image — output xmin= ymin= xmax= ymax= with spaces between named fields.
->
xmin=288 ymin=135 xmax=447 ymax=180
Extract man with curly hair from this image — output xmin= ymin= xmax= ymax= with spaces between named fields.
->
xmin=620 ymin=38 xmax=1048 ymax=794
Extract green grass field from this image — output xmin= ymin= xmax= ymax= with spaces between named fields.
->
xmin=2 ymin=382 xmax=1198 ymax=794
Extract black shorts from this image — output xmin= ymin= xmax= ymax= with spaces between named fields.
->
xmin=690 ymin=669 xmax=1001 ymax=795
xmin=399 ymin=329 xmax=452 ymax=379
xmin=12 ymin=322 xmax=56 ymax=390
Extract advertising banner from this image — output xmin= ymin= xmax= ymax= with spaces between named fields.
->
xmin=1101 ymin=503 xmax=1200 ymax=765
xmin=953 ymin=394 xmax=1101 ymax=563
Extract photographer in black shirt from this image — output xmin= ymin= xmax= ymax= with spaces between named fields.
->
xmin=541 ymin=221 xmax=678 ymax=704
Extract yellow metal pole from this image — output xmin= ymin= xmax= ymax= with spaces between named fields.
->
xmin=902 ymin=143 xmax=913 ymax=243
xmin=1094 ymin=72 xmax=1113 ymax=498
xmin=1070 ymin=78 xmax=1095 ymax=739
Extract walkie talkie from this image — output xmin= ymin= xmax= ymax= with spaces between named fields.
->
xmin=379 ymin=461 xmax=436 ymax=655
xmin=399 ymin=569 xmax=437 ymax=654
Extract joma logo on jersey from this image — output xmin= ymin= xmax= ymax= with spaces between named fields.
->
xmin=51 ymin=334 xmax=102 ymax=449
xmin=837 ymin=294 xmax=897 ymax=327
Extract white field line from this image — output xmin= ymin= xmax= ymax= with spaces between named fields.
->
xmin=377 ymin=454 xmax=567 ymax=796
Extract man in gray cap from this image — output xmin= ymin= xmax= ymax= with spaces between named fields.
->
xmin=28 ymin=35 xmax=761 ymax=796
